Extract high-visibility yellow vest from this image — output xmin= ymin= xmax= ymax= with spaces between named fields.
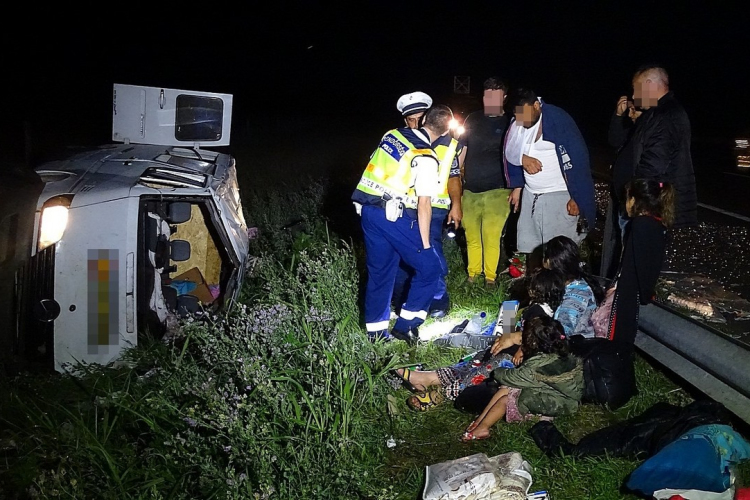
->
xmin=432 ymin=136 xmax=459 ymax=209
xmin=354 ymin=129 xmax=438 ymax=210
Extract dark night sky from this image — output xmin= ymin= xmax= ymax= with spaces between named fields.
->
xmin=5 ymin=1 xmax=749 ymax=164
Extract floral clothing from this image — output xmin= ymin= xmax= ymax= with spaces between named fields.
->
xmin=436 ymin=353 xmax=515 ymax=400
xmin=554 ymin=279 xmax=597 ymax=338
xmin=436 ymin=301 xmax=556 ymax=400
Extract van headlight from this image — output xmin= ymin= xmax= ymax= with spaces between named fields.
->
xmin=38 ymin=196 xmax=73 ymax=251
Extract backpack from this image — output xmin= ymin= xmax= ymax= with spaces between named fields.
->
xmin=571 ymin=336 xmax=637 ymax=410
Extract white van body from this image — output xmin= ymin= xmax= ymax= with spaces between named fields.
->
xmin=19 ymin=85 xmax=248 ymax=371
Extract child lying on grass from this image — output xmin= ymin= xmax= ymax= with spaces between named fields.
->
xmin=461 ymin=315 xmax=584 ymax=442
xmin=392 ymin=268 xmax=565 ymax=411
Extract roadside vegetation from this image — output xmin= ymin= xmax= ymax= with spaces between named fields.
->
xmin=1 ymin=175 xmax=744 ymax=499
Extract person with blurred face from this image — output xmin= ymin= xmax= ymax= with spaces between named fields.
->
xmin=600 ymin=65 xmax=697 ymax=278
xmin=456 ymin=77 xmax=513 ymax=287
xmin=504 ymin=88 xmax=596 ymax=273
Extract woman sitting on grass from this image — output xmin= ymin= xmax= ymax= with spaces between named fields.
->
xmin=546 ymin=235 xmax=604 ymax=338
xmin=461 ymin=315 xmax=584 ymax=442
xmin=392 ymin=268 xmax=565 ymax=411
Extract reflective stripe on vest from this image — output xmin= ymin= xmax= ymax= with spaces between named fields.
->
xmin=431 ymin=137 xmax=459 ymax=209
xmin=355 ymin=129 xmax=438 ymax=210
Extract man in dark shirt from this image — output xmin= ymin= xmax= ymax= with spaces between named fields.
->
xmin=458 ymin=77 xmax=512 ymax=287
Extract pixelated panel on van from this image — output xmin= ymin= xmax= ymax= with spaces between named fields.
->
xmin=87 ymin=249 xmax=119 ymax=354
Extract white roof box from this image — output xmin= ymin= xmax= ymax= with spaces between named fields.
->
xmin=112 ymin=84 xmax=233 ymax=147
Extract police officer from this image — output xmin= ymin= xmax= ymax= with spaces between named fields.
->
xmin=392 ymin=93 xmax=463 ymax=318
xmin=352 ymin=94 xmax=452 ymax=343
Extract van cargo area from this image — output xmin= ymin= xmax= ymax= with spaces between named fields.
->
xmin=138 ymin=198 xmax=238 ymax=338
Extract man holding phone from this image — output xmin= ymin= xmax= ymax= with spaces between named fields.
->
xmin=600 ymin=65 xmax=697 ymax=278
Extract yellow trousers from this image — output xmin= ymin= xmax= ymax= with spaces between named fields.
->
xmin=462 ymin=188 xmax=512 ymax=282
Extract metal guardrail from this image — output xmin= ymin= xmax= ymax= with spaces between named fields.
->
xmin=636 ymin=301 xmax=750 ymax=424
xmin=590 ymin=164 xmax=750 ymax=423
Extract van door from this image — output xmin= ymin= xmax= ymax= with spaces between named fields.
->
xmin=112 ymin=84 xmax=233 ymax=147
xmin=51 ymin=197 xmax=139 ymax=371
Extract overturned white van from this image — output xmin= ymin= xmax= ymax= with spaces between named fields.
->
xmin=16 ymin=84 xmax=249 ymax=372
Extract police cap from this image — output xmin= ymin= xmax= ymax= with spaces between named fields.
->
xmin=396 ymin=91 xmax=433 ymax=117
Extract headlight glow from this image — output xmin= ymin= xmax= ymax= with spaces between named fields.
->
xmin=38 ymin=197 xmax=72 ymax=251
xmin=456 ymin=125 xmax=466 ymax=136
xmin=448 ymin=118 xmax=459 ymax=130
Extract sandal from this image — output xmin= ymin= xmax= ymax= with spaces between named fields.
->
xmin=406 ymin=390 xmax=444 ymax=411
xmin=390 ymin=367 xmax=425 ymax=393
xmin=461 ymin=429 xmax=491 ymax=442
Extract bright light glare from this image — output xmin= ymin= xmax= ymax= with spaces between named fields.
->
xmin=419 ymin=319 xmax=456 ymax=341
xmin=448 ymin=118 xmax=459 ymax=130
xmin=456 ymin=125 xmax=466 ymax=136
xmin=39 ymin=206 xmax=69 ymax=250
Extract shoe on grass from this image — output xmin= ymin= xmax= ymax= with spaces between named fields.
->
xmin=389 ymin=367 xmax=425 ymax=393
xmin=368 ymin=330 xmax=393 ymax=343
xmin=390 ymin=327 xmax=419 ymax=345
xmin=429 ymin=308 xmax=449 ymax=318
xmin=407 ymin=390 xmax=444 ymax=411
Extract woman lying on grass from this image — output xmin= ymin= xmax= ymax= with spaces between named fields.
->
xmin=391 ymin=269 xmax=565 ymax=411
xmin=461 ymin=315 xmax=584 ymax=442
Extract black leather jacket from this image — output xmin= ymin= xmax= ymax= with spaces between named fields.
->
xmin=609 ymin=92 xmax=697 ymax=228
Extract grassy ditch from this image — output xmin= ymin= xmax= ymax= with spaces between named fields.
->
xmin=0 ymin=176 xmax=743 ymax=499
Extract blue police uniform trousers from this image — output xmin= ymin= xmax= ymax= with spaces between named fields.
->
xmin=393 ymin=211 xmax=449 ymax=312
xmin=361 ymin=204 xmax=441 ymax=334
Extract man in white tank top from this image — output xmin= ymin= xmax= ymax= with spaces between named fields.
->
xmin=505 ymin=89 xmax=593 ymax=272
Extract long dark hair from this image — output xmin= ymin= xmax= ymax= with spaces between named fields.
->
xmin=625 ymin=178 xmax=675 ymax=227
xmin=527 ymin=268 xmax=565 ymax=311
xmin=521 ymin=316 xmax=569 ymax=358
xmin=544 ymin=236 xmax=604 ymax=305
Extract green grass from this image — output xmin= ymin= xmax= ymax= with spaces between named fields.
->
xmin=1 ymin=172 xmax=747 ymax=499
xmin=380 ymin=354 xmax=694 ymax=499
xmin=375 ymin=238 xmax=698 ymax=498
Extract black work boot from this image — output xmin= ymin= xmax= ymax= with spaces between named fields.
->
xmin=390 ymin=327 xmax=419 ymax=345
xmin=367 ymin=330 xmax=393 ymax=343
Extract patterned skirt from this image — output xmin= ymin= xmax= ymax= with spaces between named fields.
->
xmin=435 ymin=351 xmax=515 ymax=400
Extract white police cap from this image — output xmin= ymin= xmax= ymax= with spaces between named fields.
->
xmin=397 ymin=91 xmax=433 ymax=117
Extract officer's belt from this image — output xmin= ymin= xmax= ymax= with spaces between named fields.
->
xmin=365 ymin=199 xmax=418 ymax=220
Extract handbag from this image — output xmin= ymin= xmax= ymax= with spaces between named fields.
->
xmin=592 ymin=285 xmax=616 ymax=339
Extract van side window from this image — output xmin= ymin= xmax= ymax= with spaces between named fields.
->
xmin=175 ymin=95 xmax=224 ymax=142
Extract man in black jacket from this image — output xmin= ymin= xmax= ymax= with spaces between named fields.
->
xmin=601 ymin=65 xmax=697 ymax=278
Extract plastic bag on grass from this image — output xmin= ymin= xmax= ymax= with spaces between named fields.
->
xmin=434 ymin=321 xmax=499 ymax=351
xmin=423 ymin=452 xmax=533 ymax=500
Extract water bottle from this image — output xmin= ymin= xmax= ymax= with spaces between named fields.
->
xmin=493 ymin=300 xmax=520 ymax=336
xmin=464 ymin=311 xmax=486 ymax=334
